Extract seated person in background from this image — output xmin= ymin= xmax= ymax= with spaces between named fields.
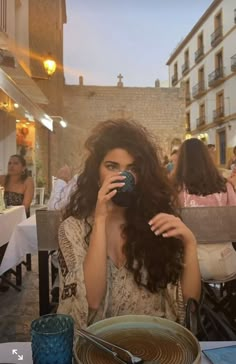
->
xmin=173 ymin=138 xmax=236 ymax=282
xmin=166 ymin=149 xmax=179 ymax=177
xmin=47 ymin=165 xmax=78 ymax=210
xmin=0 ymin=154 xmax=34 ymax=217
xmin=0 ymin=154 xmax=34 ymax=291
xmin=57 ymin=119 xmax=201 ymax=328
xmin=227 ymin=146 xmax=236 ymax=170
xmin=207 ymin=144 xmax=216 ymax=164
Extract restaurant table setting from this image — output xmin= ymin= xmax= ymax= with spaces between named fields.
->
xmin=1 ymin=314 xmax=235 ymax=364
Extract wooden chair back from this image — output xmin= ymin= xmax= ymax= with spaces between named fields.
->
xmin=35 ymin=208 xmax=61 ymax=250
xmin=180 ymin=206 xmax=236 ymax=243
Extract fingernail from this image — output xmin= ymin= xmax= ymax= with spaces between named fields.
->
xmin=154 ymin=230 xmax=160 ymax=236
xmin=162 ymin=233 xmax=168 ymax=237
xmin=148 ymin=220 xmax=153 ymax=225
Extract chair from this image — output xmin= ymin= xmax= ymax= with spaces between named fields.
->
xmin=180 ymin=206 xmax=236 ymax=326
xmin=35 ymin=208 xmax=61 ymax=315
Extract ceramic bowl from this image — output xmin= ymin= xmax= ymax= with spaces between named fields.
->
xmin=74 ymin=315 xmax=201 ymax=364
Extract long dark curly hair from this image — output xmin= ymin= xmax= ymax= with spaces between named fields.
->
xmin=173 ymin=138 xmax=227 ymax=195
xmin=64 ymin=119 xmax=184 ymax=293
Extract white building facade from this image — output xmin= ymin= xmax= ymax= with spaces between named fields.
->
xmin=167 ymin=0 xmax=236 ymax=166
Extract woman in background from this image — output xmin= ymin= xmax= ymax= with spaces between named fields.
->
xmin=173 ymin=138 xmax=236 ymax=281
xmin=0 ymin=154 xmax=34 ymax=216
xmin=0 ymin=155 xmax=34 ymax=290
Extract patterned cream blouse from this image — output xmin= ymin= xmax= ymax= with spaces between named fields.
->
xmin=57 ymin=216 xmax=185 ymax=328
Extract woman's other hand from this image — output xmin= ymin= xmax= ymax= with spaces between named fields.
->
xmin=148 ymin=213 xmax=197 ymax=247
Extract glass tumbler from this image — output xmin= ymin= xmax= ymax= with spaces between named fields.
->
xmin=31 ymin=313 xmax=74 ymax=364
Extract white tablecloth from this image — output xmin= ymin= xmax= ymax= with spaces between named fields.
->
xmin=0 ymin=206 xmax=26 ymax=248
xmin=0 ymin=341 xmax=235 ymax=363
xmin=0 ymin=214 xmax=37 ymax=275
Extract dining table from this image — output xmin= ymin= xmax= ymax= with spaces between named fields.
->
xmin=0 ymin=341 xmax=235 ymax=363
xmin=0 ymin=206 xmax=26 ymax=249
xmin=0 ymin=214 xmax=37 ymax=275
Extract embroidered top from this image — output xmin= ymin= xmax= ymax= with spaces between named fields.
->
xmin=4 ymin=191 xmax=30 ymax=217
xmin=57 ymin=216 xmax=185 ymax=328
xmin=4 ymin=191 xmax=24 ymax=207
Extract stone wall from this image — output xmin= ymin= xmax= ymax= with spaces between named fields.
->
xmin=56 ymin=84 xmax=185 ymax=173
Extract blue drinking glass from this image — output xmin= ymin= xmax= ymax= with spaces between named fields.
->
xmin=31 ymin=313 xmax=74 ymax=364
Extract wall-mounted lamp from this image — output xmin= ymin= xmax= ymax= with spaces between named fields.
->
xmin=31 ymin=53 xmax=57 ymax=80
xmin=185 ymin=133 xmax=192 ymax=140
xmin=50 ymin=115 xmax=68 ymax=128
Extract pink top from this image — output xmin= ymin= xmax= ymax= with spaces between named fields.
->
xmin=178 ymin=182 xmax=236 ymax=207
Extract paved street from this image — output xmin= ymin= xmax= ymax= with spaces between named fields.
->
xmin=0 ymin=255 xmax=39 ymax=343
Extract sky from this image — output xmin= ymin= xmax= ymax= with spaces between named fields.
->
xmin=64 ymin=0 xmax=213 ymax=87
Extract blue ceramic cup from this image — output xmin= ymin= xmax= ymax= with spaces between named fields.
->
xmin=31 ymin=314 xmax=74 ymax=364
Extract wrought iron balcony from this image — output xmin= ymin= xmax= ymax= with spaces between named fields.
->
xmin=194 ymin=46 xmax=204 ymax=63
xmin=171 ymin=73 xmax=178 ymax=86
xmin=211 ymin=25 xmax=223 ymax=47
xmin=208 ymin=67 xmax=225 ymax=87
xmin=231 ymin=54 xmax=236 ymax=72
xmin=192 ymin=80 xmax=206 ymax=99
xmin=182 ymin=62 xmax=189 ymax=75
xmin=196 ymin=115 xmax=206 ymax=128
xmin=213 ymin=106 xmax=224 ymax=122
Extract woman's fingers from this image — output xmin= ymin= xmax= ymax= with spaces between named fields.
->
xmin=149 ymin=213 xmax=183 ymax=237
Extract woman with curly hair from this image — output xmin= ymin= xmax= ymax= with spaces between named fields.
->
xmin=173 ymin=138 xmax=236 ymax=281
xmin=57 ymin=120 xmax=200 ymax=328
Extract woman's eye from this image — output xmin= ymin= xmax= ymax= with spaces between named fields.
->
xmin=107 ymin=164 xmax=117 ymax=171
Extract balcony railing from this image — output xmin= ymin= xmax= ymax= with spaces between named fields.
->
xmin=231 ymin=54 xmax=236 ymax=72
xmin=196 ymin=115 xmax=206 ymax=128
xmin=195 ymin=46 xmax=204 ymax=63
xmin=211 ymin=25 xmax=223 ymax=47
xmin=182 ymin=62 xmax=189 ymax=75
xmin=208 ymin=67 xmax=225 ymax=87
xmin=192 ymin=80 xmax=206 ymax=98
xmin=171 ymin=73 xmax=178 ymax=86
xmin=213 ymin=106 xmax=224 ymax=121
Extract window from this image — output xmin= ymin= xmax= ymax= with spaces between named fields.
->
xmin=216 ymin=50 xmax=223 ymax=70
xmin=198 ymin=66 xmax=205 ymax=91
xmin=211 ymin=10 xmax=223 ymax=47
xmin=182 ymin=49 xmax=189 ymax=74
xmin=186 ymin=112 xmax=190 ymax=131
xmin=198 ymin=32 xmax=204 ymax=50
xmin=195 ymin=32 xmax=204 ymax=62
xmin=172 ymin=62 xmax=178 ymax=86
xmin=185 ymin=79 xmax=191 ymax=104
xmin=218 ymin=130 xmax=226 ymax=165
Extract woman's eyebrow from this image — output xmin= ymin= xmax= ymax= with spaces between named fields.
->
xmin=104 ymin=161 xmax=119 ymax=165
